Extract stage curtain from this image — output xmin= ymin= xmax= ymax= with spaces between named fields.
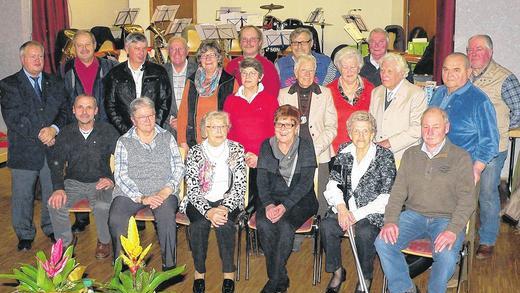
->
xmin=32 ymin=0 xmax=69 ymax=74
xmin=433 ymin=0 xmax=456 ymax=83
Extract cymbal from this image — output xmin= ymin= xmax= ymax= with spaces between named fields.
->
xmin=305 ymin=21 xmax=333 ymax=26
xmin=260 ymin=3 xmax=284 ymax=10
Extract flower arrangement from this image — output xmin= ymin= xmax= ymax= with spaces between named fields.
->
xmin=0 ymin=239 xmax=88 ymax=292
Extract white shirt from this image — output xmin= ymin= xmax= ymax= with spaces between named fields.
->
xmin=171 ymin=61 xmax=188 ymax=109
xmin=235 ymin=83 xmax=264 ymax=103
xmin=370 ymin=55 xmax=380 ymax=69
xmin=386 ymin=79 xmax=405 ymax=103
xmin=128 ymin=62 xmax=144 ymax=99
xmin=202 ymin=139 xmax=230 ymax=202
xmin=323 ymin=143 xmax=390 ymax=221
xmin=421 ymin=138 xmax=446 ymax=159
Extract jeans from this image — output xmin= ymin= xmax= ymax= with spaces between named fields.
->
xmin=478 ymin=151 xmax=507 ymax=245
xmin=320 ymin=215 xmax=380 ymax=279
xmin=48 ymin=179 xmax=112 ymax=246
xmin=374 ymin=210 xmax=465 ymax=293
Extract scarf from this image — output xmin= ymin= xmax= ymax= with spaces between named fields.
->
xmin=270 ymin=136 xmax=300 ymax=186
xmin=195 ymin=67 xmax=222 ymax=96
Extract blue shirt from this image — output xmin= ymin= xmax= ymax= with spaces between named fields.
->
xmin=429 ymin=81 xmax=499 ymax=164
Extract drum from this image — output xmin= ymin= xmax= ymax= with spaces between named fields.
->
xmin=263 ymin=15 xmax=282 ymax=30
xmin=282 ymin=18 xmax=303 ymax=29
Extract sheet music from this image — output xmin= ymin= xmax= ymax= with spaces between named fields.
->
xmin=114 ymin=8 xmax=140 ymax=26
xmin=217 ymin=24 xmax=238 ymax=39
xmin=306 ymin=8 xmax=323 ymax=24
xmin=263 ymin=29 xmax=293 ymax=48
xmin=195 ymin=24 xmax=238 ymax=40
xmin=151 ymin=5 xmax=179 ymax=22
xmin=166 ymin=18 xmax=192 ymax=36
xmin=220 ymin=12 xmax=261 ymax=31
xmin=216 ymin=7 xmax=241 ymax=20
xmin=343 ymin=23 xmax=365 ymax=43
xmin=342 ymin=14 xmax=368 ymax=32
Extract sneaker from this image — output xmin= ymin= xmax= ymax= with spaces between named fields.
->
xmin=95 ymin=241 xmax=111 ymax=259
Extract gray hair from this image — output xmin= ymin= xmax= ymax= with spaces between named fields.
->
xmin=125 ymin=32 xmax=147 ymax=46
xmin=380 ymin=52 xmax=410 ymax=78
xmin=333 ymin=46 xmax=364 ymax=70
xmin=73 ymin=30 xmax=97 ymax=47
xmin=19 ymin=41 xmax=44 ymax=57
xmin=346 ymin=111 xmax=377 ymax=137
xmin=200 ymin=111 xmax=230 ymax=138
xmin=290 ymin=27 xmax=313 ymax=46
xmin=168 ymin=36 xmax=188 ymax=49
xmin=239 ymin=57 xmax=264 ymax=76
xmin=130 ymin=97 xmax=155 ymax=116
xmin=294 ymin=54 xmax=317 ymax=74
xmin=446 ymin=52 xmax=471 ymax=69
xmin=74 ymin=94 xmax=97 ymax=107
xmin=368 ymin=28 xmax=390 ymax=44
xmin=239 ymin=25 xmax=263 ymax=43
xmin=468 ymin=34 xmax=493 ymax=51
xmin=422 ymin=107 xmax=450 ymax=125
xmin=196 ymin=40 xmax=224 ymax=67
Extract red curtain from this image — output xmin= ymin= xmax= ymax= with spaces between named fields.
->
xmin=433 ymin=0 xmax=456 ymax=83
xmin=32 ymin=0 xmax=69 ymax=74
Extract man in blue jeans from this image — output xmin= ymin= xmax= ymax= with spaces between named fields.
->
xmin=375 ymin=107 xmax=475 ymax=293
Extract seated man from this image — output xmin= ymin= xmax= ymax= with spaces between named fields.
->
xmin=48 ymin=95 xmax=119 ymax=258
xmin=108 ymin=97 xmax=185 ymax=271
xmin=375 ymin=107 xmax=475 ymax=293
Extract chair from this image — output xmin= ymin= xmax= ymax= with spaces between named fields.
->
xmin=243 ymin=169 xmax=321 ymax=285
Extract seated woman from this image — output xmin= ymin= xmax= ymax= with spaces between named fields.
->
xmin=320 ymin=111 xmax=396 ymax=293
xmin=256 ymin=105 xmax=318 ymax=293
xmin=179 ymin=111 xmax=246 ymax=293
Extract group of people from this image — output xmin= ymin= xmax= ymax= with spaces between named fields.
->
xmin=1 ymin=22 xmax=519 ymax=293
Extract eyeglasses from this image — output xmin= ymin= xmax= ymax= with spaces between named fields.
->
xmin=169 ymin=47 xmax=187 ymax=53
xmin=291 ymin=40 xmax=311 ymax=47
xmin=466 ymin=47 xmax=486 ymax=54
xmin=241 ymin=37 xmax=260 ymax=44
xmin=240 ymin=70 xmax=259 ymax=77
xmin=274 ymin=122 xmax=295 ymax=129
xmin=134 ymin=114 xmax=155 ymax=122
xmin=206 ymin=125 xmax=228 ymax=131
xmin=200 ymin=53 xmax=217 ymax=60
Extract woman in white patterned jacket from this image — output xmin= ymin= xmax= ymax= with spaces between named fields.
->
xmin=179 ymin=111 xmax=246 ymax=293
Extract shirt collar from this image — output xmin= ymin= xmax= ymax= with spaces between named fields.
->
xmin=127 ymin=61 xmax=144 ymax=73
xmin=370 ymin=54 xmax=380 ymax=69
xmin=127 ymin=125 xmax=164 ymax=141
xmin=343 ymin=142 xmax=377 ymax=164
xmin=421 ymin=138 xmax=447 ymax=159
xmin=386 ymin=79 xmax=405 ymax=101
xmin=171 ymin=60 xmax=188 ymax=74
xmin=236 ymin=83 xmax=264 ymax=102
xmin=23 ymin=68 xmax=42 ymax=81
xmin=445 ymin=81 xmax=472 ymax=97
xmin=287 ymin=82 xmax=322 ymax=95
xmin=75 ymin=57 xmax=99 ymax=70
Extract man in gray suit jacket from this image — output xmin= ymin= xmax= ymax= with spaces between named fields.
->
xmin=163 ymin=36 xmax=197 ymax=138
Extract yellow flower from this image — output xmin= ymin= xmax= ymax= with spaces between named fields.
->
xmin=68 ymin=265 xmax=86 ymax=282
xmin=120 ymin=216 xmax=152 ymax=274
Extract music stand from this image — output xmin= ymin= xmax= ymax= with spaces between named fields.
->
xmin=151 ymin=5 xmax=179 ymax=23
xmin=263 ymin=29 xmax=293 ymax=49
xmin=220 ymin=12 xmax=262 ymax=31
xmin=305 ymin=8 xmax=324 ymax=24
xmin=195 ymin=24 xmax=238 ymax=51
xmin=343 ymin=23 xmax=365 ymax=51
xmin=215 ymin=7 xmax=241 ymax=21
xmin=114 ymin=8 xmax=140 ymax=26
xmin=166 ymin=18 xmax=192 ymax=36
xmin=342 ymin=14 xmax=368 ymax=32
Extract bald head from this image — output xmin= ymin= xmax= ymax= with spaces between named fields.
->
xmin=421 ymin=107 xmax=450 ymax=150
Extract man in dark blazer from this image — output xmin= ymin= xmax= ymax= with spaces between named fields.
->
xmin=0 ymin=41 xmax=69 ymax=251
xmin=104 ymin=32 xmax=172 ymax=135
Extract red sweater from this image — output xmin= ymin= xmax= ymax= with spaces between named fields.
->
xmin=74 ymin=57 xmax=99 ymax=96
xmin=327 ymin=77 xmax=374 ymax=153
xmin=225 ymin=54 xmax=280 ymax=98
xmin=224 ymin=89 xmax=279 ymax=155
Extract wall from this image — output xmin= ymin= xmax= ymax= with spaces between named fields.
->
xmin=69 ymin=0 xmax=129 ymax=29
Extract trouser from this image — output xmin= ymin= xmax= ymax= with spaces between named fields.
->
xmin=109 ymin=195 xmax=178 ymax=268
xmin=320 ymin=215 xmax=380 ymax=279
xmin=11 ymin=159 xmax=54 ymax=240
xmin=186 ymin=201 xmax=239 ymax=273
xmin=317 ymin=163 xmax=330 ymax=217
xmin=48 ymin=179 xmax=112 ymax=246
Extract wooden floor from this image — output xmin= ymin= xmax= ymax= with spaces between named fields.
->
xmin=0 ymin=167 xmax=518 ymax=292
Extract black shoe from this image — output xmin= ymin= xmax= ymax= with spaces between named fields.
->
xmin=17 ymin=239 xmax=33 ymax=251
xmin=222 ymin=279 xmax=235 ymax=293
xmin=326 ymin=267 xmax=346 ymax=293
xmin=354 ymin=278 xmax=372 ymax=293
xmin=137 ymin=220 xmax=146 ymax=231
xmin=47 ymin=233 xmax=56 ymax=244
xmin=193 ymin=279 xmax=205 ymax=293
xmin=162 ymin=264 xmax=176 ymax=271
xmin=71 ymin=220 xmax=89 ymax=233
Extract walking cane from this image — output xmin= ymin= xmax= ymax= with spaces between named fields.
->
xmin=347 ymin=225 xmax=369 ymax=292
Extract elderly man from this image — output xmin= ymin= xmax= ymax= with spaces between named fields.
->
xmin=369 ymin=52 xmax=427 ymax=162
xmin=225 ymin=25 xmax=280 ymax=97
xmin=104 ymin=32 xmax=172 ymax=135
xmin=163 ymin=36 xmax=197 ymax=138
xmin=430 ymin=51 xmax=501 ymax=258
xmin=62 ymin=30 xmax=118 ymax=233
xmin=375 ymin=107 xmax=475 ymax=293
xmin=0 ymin=41 xmax=69 ymax=250
xmin=108 ymin=97 xmax=184 ymax=271
xmin=275 ymin=27 xmax=338 ymax=88
xmin=467 ymin=35 xmax=520 ymax=259
xmin=48 ymin=95 xmax=119 ymax=258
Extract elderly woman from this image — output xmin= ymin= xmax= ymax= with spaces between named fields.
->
xmin=256 ymin=105 xmax=318 ymax=293
xmin=177 ymin=40 xmax=237 ymax=150
xmin=224 ymin=57 xmax=279 ymax=206
xmin=179 ymin=111 xmax=246 ymax=293
xmin=279 ymin=54 xmax=337 ymax=218
xmin=320 ymin=111 xmax=396 ymax=293
xmin=327 ymin=47 xmax=375 ymax=155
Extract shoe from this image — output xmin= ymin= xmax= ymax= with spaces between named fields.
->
xmin=193 ymin=279 xmax=205 ymax=293
xmin=476 ymin=244 xmax=494 ymax=259
xmin=354 ymin=278 xmax=372 ymax=293
xmin=71 ymin=220 xmax=89 ymax=233
xmin=275 ymin=278 xmax=289 ymax=293
xmin=95 ymin=241 xmax=111 ymax=259
xmin=325 ymin=267 xmax=346 ymax=293
xmin=222 ymin=278 xmax=235 ymax=293
xmin=47 ymin=233 xmax=56 ymax=244
xmin=137 ymin=220 xmax=146 ymax=231
xmin=162 ymin=264 xmax=176 ymax=271
xmin=17 ymin=239 xmax=32 ymax=251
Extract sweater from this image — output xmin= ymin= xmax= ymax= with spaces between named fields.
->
xmin=225 ymin=54 xmax=281 ymax=98
xmin=275 ymin=51 xmax=339 ymax=88
xmin=384 ymin=140 xmax=475 ymax=233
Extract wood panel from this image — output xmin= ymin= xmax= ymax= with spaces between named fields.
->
xmin=405 ymin=0 xmax=437 ymax=42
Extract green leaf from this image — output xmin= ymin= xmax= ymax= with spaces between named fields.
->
xmin=113 ymin=257 xmax=123 ymax=276
xmin=63 ymin=245 xmax=74 ymax=258
xmin=18 ymin=283 xmax=38 ymax=292
xmin=144 ymin=265 xmax=185 ymax=292
xmin=35 ymin=261 xmax=55 ymax=291
xmin=52 ymin=270 xmax=63 ymax=286
xmin=118 ymin=271 xmax=134 ymax=289
xmin=10 ymin=269 xmax=39 ymax=291
xmin=0 ymin=273 xmax=17 ymax=280
xmin=19 ymin=264 xmax=38 ymax=279
xmin=59 ymin=258 xmax=77 ymax=283
xmin=35 ymin=250 xmax=47 ymax=263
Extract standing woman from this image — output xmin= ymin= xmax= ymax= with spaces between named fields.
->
xmin=177 ymin=40 xmax=237 ymax=151
xmin=256 ymin=105 xmax=318 ymax=293
xmin=179 ymin=111 xmax=246 ymax=293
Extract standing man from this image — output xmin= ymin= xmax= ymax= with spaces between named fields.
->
xmin=375 ymin=107 xmax=475 ymax=293
xmin=225 ymin=25 xmax=281 ymax=98
xmin=163 ymin=36 xmax=197 ymax=138
xmin=104 ymin=32 xmax=172 ymax=135
xmin=48 ymin=95 xmax=119 ymax=258
xmin=466 ymin=35 xmax=520 ymax=258
xmin=0 ymin=41 xmax=69 ymax=250
xmin=369 ymin=53 xmax=427 ymax=162
xmin=62 ymin=30 xmax=118 ymax=233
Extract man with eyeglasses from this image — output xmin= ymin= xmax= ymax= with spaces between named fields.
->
xmin=275 ymin=27 xmax=339 ymax=88
xmin=104 ymin=32 xmax=172 ymax=135
xmin=225 ymin=25 xmax=280 ymax=97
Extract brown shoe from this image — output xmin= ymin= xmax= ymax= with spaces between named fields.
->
xmin=475 ymin=244 xmax=494 ymax=259
xmin=95 ymin=241 xmax=111 ymax=259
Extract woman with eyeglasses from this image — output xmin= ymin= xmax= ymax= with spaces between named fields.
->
xmin=179 ymin=111 xmax=246 ymax=293
xmin=255 ymin=105 xmax=318 ymax=293
xmin=177 ymin=40 xmax=237 ymax=152
xmin=224 ymin=57 xmax=279 ymax=207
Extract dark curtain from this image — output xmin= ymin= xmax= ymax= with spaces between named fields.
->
xmin=32 ymin=0 xmax=69 ymax=74
xmin=433 ymin=0 xmax=456 ymax=83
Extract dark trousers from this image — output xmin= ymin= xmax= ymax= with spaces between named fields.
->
xmin=108 ymin=195 xmax=178 ymax=268
xmin=186 ymin=201 xmax=239 ymax=273
xmin=320 ymin=215 xmax=380 ymax=279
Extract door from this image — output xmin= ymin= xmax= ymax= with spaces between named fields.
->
xmin=405 ymin=0 xmax=437 ymax=42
